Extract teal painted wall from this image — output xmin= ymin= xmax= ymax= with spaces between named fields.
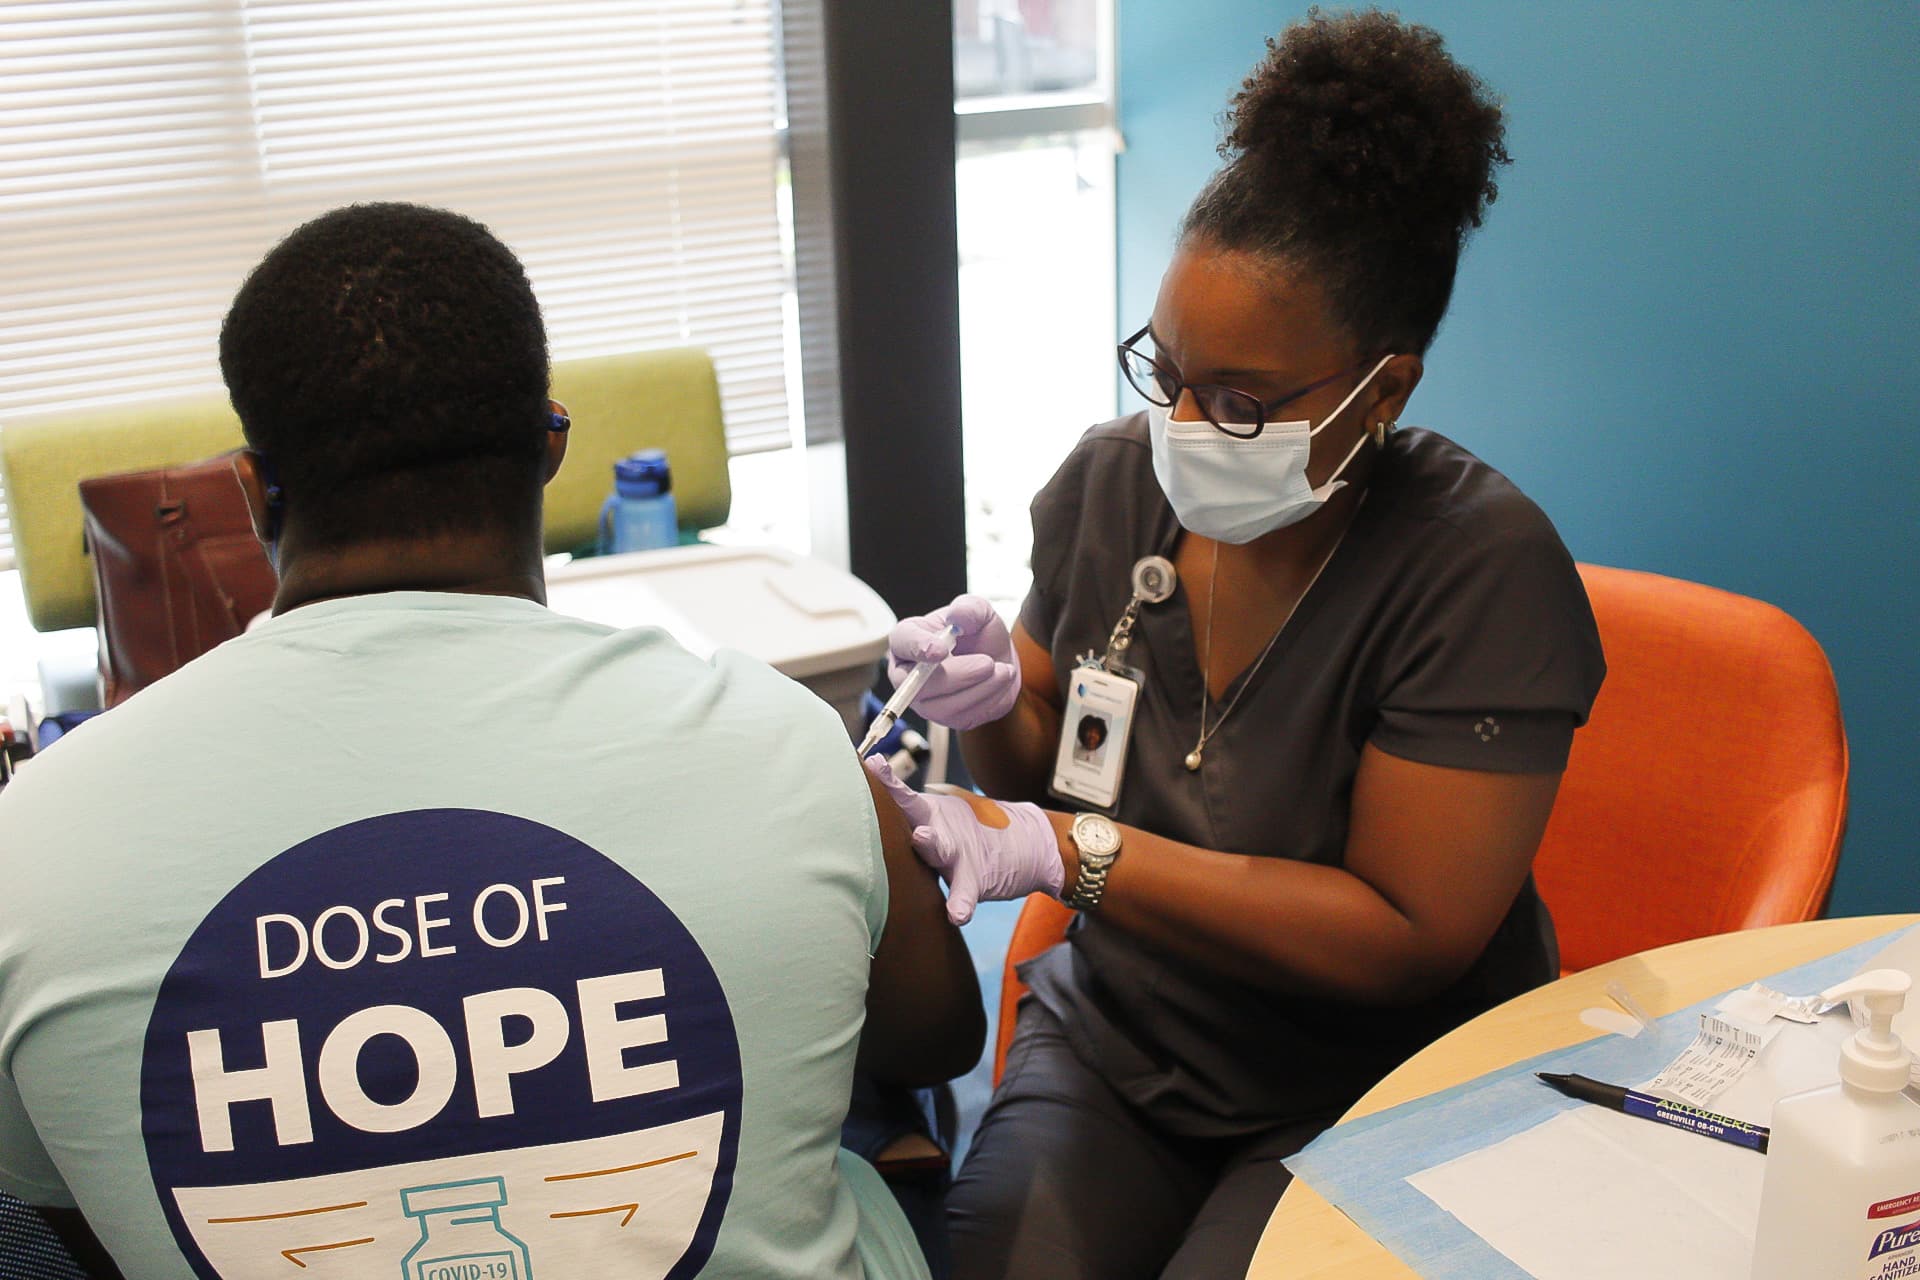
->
xmin=1116 ymin=3 xmax=1919 ymax=914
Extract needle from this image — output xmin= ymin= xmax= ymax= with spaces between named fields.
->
xmin=857 ymin=623 xmax=960 ymax=756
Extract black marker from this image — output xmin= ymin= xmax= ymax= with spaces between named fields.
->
xmin=1535 ymin=1072 xmax=1770 ymax=1153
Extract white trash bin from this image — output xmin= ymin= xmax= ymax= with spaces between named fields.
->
xmin=545 ymin=544 xmax=896 ymax=737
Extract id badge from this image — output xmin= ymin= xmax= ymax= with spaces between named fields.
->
xmin=1050 ymin=666 xmax=1140 ymax=812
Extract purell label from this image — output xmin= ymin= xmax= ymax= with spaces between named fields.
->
xmin=1866 ymin=1201 xmax=1920 ymax=1278
xmin=1870 ymin=1217 xmax=1920 ymax=1260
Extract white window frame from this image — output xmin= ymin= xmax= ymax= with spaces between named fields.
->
xmin=953 ymin=0 xmax=1116 ymax=144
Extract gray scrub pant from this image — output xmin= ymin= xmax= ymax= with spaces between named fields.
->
xmin=948 ymin=998 xmax=1337 ymax=1280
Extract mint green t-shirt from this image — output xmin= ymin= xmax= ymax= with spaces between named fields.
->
xmin=0 ymin=592 xmax=923 ymax=1279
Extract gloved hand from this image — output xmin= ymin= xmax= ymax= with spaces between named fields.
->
xmin=886 ymin=594 xmax=1020 ymax=731
xmin=865 ymin=754 xmax=1064 ymax=925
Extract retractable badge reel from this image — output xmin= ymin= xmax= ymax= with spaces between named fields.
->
xmin=1051 ymin=556 xmax=1176 ymax=811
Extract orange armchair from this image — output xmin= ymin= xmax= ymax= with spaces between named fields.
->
xmin=994 ymin=893 xmax=1075 ymax=1083
xmin=993 ymin=564 xmax=1849 ymax=1080
xmin=1533 ymin=563 xmax=1847 ymax=972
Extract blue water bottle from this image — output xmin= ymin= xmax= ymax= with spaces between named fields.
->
xmin=597 ymin=449 xmax=678 ymax=554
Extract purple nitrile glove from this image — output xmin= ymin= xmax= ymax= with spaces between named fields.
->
xmin=865 ymin=755 xmax=1064 ymax=926
xmin=886 ymin=594 xmax=1020 ymax=731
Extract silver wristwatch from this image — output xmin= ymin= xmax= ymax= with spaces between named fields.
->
xmin=1064 ymin=812 xmax=1123 ymax=912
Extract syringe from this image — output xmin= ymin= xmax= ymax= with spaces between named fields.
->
xmin=857 ymin=622 xmax=961 ymax=757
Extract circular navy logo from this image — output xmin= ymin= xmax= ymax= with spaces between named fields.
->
xmin=140 ymin=809 xmax=741 ymax=1279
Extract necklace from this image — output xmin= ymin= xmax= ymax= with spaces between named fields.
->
xmin=1185 ymin=501 xmax=1360 ymax=772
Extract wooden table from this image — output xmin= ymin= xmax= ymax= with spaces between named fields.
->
xmin=1246 ymin=914 xmax=1920 ymax=1279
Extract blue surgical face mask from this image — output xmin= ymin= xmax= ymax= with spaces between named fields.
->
xmin=1148 ymin=355 xmax=1394 ymax=544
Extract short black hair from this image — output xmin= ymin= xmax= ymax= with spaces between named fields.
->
xmin=219 ymin=202 xmax=550 ymax=545
xmin=1180 ymin=8 xmax=1510 ymax=355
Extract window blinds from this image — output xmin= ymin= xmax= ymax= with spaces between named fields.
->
xmin=0 ymin=0 xmax=794 ymax=570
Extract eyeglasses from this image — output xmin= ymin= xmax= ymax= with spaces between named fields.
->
xmin=1117 ymin=324 xmax=1362 ymax=440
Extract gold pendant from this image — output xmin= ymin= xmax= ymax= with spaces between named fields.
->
xmin=1184 ymin=749 xmax=1203 ymax=772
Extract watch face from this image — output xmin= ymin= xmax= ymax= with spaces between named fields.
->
xmin=1073 ymin=813 xmax=1121 ymax=858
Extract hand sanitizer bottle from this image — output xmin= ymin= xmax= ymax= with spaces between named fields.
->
xmin=1751 ymin=969 xmax=1920 ymax=1280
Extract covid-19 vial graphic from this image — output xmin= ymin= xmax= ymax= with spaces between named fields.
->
xmin=400 ymin=1176 xmax=534 ymax=1280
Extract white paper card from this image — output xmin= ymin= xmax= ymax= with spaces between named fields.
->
xmin=1644 ymin=1013 xmax=1782 ymax=1106
xmin=1049 ymin=667 xmax=1138 ymax=810
xmin=1724 ymin=983 xmax=1828 ymax=1025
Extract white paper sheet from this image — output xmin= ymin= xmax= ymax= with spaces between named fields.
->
xmin=1406 ymin=1014 xmax=1855 ymax=1279
xmin=1408 ymin=1104 xmax=1761 ymax=1279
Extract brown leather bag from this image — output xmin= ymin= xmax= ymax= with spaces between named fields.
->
xmin=78 ymin=453 xmax=278 ymax=706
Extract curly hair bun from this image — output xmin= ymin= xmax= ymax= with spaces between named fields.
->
xmin=1224 ymin=7 xmax=1508 ymax=252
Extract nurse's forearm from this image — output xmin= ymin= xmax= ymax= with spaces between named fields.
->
xmin=1048 ymin=812 xmax=1468 ymax=1006
xmin=957 ymin=686 xmax=1061 ymax=803
xmin=1047 ymin=747 xmax=1558 ymax=1004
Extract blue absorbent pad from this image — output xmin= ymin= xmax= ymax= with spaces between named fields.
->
xmin=1282 ymin=926 xmax=1915 ymax=1280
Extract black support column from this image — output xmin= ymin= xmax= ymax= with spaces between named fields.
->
xmin=781 ymin=0 xmax=968 ymax=621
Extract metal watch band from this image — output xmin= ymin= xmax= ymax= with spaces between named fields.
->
xmin=1066 ymin=857 xmax=1113 ymax=912
xmin=1065 ymin=814 xmax=1120 ymax=912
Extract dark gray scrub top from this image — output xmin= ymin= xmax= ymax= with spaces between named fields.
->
xmin=1015 ymin=416 xmax=1607 ymax=1138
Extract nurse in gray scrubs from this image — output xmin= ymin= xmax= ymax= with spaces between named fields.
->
xmin=872 ymin=11 xmax=1606 ymax=1279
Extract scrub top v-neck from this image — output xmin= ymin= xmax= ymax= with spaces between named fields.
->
xmin=1014 ymin=414 xmax=1606 ymax=1137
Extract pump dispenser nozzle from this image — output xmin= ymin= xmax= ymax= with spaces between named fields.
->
xmin=1823 ymin=968 xmax=1914 ymax=1093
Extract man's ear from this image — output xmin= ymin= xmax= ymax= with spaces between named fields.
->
xmin=542 ymin=421 xmax=568 ymax=484
xmin=229 ymin=449 xmax=279 ymax=546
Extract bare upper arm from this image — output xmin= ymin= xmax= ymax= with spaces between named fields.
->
xmin=1343 ymin=743 xmax=1564 ymax=991
xmin=856 ymin=762 xmax=985 ymax=1086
